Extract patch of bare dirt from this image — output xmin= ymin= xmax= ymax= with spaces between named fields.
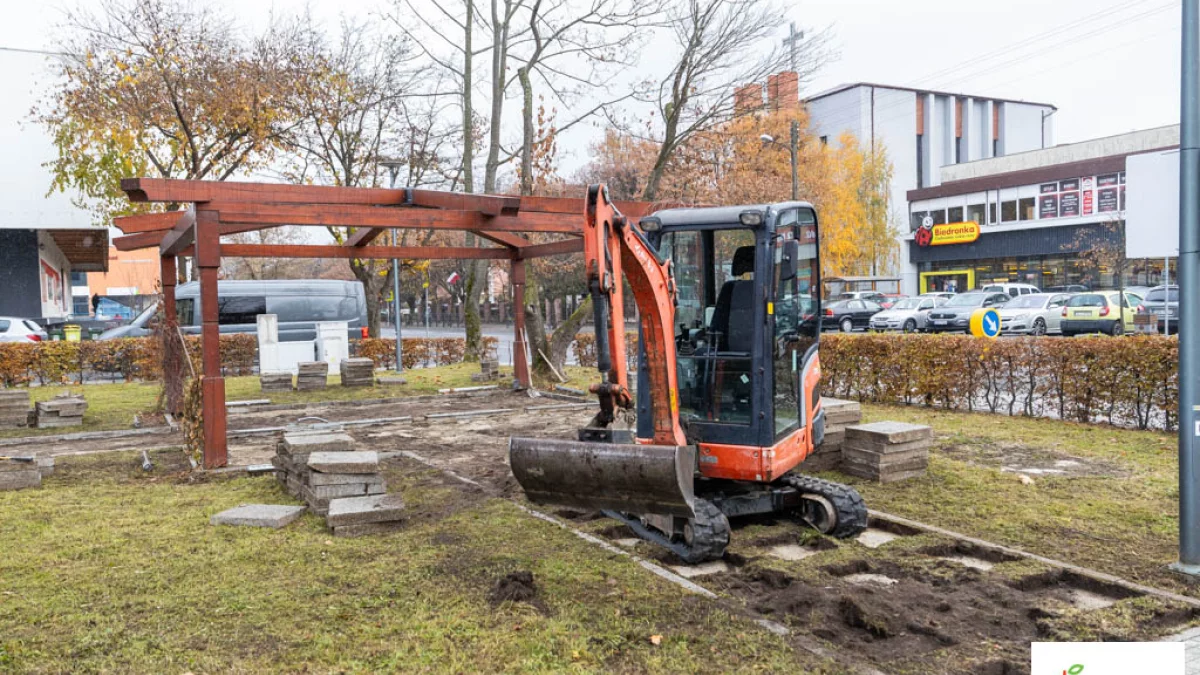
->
xmin=939 ymin=440 xmax=1129 ymax=478
xmin=488 ymin=570 xmax=550 ymax=615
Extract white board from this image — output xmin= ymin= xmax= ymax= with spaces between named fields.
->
xmin=1125 ymin=149 xmax=1181 ymax=258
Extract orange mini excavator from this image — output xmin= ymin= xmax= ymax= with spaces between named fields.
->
xmin=509 ymin=185 xmax=867 ymax=562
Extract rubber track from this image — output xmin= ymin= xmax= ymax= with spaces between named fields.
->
xmin=783 ymin=473 xmax=869 ymax=539
xmin=603 ymin=498 xmax=730 ymax=564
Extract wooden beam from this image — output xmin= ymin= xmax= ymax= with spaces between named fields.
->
xmin=220 ymin=244 xmax=511 ymax=260
xmin=159 ymin=207 xmax=198 ymax=256
xmin=473 ymin=231 xmax=530 ymax=249
xmin=112 ymin=210 xmax=190 ymax=234
xmin=209 ymin=203 xmax=580 ymax=233
xmin=517 ymin=239 xmax=584 ymax=259
xmin=343 ymin=227 xmax=387 ymax=247
xmin=516 ymin=195 xmax=671 ymax=218
xmin=123 ymin=177 xmax=407 ymax=206
xmin=114 ymin=230 xmax=167 ymax=251
xmin=409 ymin=188 xmax=520 ymax=216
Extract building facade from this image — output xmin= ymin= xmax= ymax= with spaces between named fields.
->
xmin=806 ymin=83 xmax=1057 ymax=294
xmin=905 ymin=125 xmax=1178 ymax=293
xmin=0 ymin=227 xmax=109 ymax=323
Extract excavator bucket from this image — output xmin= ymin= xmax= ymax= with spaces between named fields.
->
xmin=509 ymin=437 xmax=697 ymax=517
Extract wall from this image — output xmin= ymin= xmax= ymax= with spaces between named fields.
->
xmin=87 ymin=246 xmax=161 ymax=297
xmin=0 ymin=230 xmax=41 ymax=319
xmin=37 ymin=230 xmax=72 ymax=320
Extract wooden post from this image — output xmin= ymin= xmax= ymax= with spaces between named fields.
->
xmin=160 ymin=255 xmax=182 ymax=413
xmin=195 ymin=210 xmax=227 ymax=468
xmin=512 ymin=258 xmax=531 ymax=388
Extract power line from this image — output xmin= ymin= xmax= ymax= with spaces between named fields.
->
xmin=0 ymin=45 xmax=74 ymax=57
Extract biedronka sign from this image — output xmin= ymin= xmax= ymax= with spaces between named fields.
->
xmin=914 ymin=220 xmax=981 ymax=247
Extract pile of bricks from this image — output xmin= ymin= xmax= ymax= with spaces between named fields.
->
xmin=295 ymin=362 xmax=328 ymax=391
xmin=841 ymin=421 xmax=934 ymax=483
xmin=272 ymin=430 xmax=402 ymax=536
xmin=802 ymin=397 xmax=862 ymax=472
xmin=260 ymin=372 xmax=293 ymax=392
xmin=0 ymin=456 xmax=55 ymax=491
xmin=471 ymin=359 xmax=501 ymax=382
xmin=35 ymin=393 xmax=87 ymax=429
xmin=339 ymin=358 xmax=375 ymax=387
xmin=0 ymin=390 xmax=30 ymax=429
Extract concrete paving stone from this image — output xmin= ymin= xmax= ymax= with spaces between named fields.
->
xmin=333 ymin=521 xmax=406 ymax=538
xmin=768 ymin=544 xmax=821 ymax=561
xmin=613 ymin=538 xmax=643 ymax=548
xmin=306 ymin=471 xmax=384 ymax=487
xmin=856 ymin=528 xmax=899 ymax=548
xmin=326 ymin=493 xmax=406 ymax=526
xmin=0 ymin=469 xmax=41 ymax=490
xmin=307 ymin=451 xmax=379 ymax=474
xmin=306 ymin=482 xmax=373 ymax=499
xmin=846 ymin=421 xmax=934 ymax=444
xmin=283 ymin=432 xmax=355 ymax=454
xmin=376 ymin=376 xmax=407 ymax=385
xmin=940 ymin=555 xmax=995 ymax=571
xmin=210 ymin=504 xmax=306 ymax=528
xmin=0 ymin=458 xmax=38 ymax=472
xmin=670 ymin=561 xmax=729 ymax=578
xmin=36 ymin=456 xmax=54 ymax=477
xmin=842 ymin=449 xmax=930 ymax=469
xmin=844 ymin=573 xmax=899 ymax=587
xmin=843 ymin=436 xmax=933 ymax=455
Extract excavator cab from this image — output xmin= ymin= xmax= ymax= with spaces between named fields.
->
xmin=511 ymin=188 xmax=866 ymax=563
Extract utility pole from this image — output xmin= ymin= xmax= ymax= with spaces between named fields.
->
xmin=381 ymin=160 xmax=405 ymax=374
xmin=1174 ymin=0 xmax=1200 ymax=576
xmin=789 ymin=120 xmax=799 ymax=201
xmin=782 ymin=22 xmax=803 ymax=72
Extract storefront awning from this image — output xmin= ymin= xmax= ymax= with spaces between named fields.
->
xmin=48 ymin=229 xmax=109 ymax=272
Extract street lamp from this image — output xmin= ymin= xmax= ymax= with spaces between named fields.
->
xmin=760 ymin=120 xmax=801 ymax=201
xmin=379 ymin=158 xmax=405 ymax=374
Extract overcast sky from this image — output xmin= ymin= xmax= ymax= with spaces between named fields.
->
xmin=0 ymin=0 xmax=1182 ymax=226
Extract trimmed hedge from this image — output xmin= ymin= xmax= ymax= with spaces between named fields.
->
xmin=0 ymin=335 xmax=494 ymax=386
xmin=819 ymin=334 xmax=1177 ymax=430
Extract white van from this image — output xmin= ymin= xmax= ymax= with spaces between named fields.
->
xmin=981 ymin=283 xmax=1041 ymax=299
xmin=98 ymin=280 xmax=368 ymax=342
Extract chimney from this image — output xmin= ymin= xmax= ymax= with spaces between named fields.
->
xmin=776 ymin=71 xmax=799 ymax=110
xmin=766 ymin=74 xmax=780 ymax=111
xmin=734 ymin=83 xmax=764 ymax=114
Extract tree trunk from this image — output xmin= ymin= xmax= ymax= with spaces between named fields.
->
xmin=462 ymin=0 xmax=475 ymax=194
xmin=519 ymin=66 xmax=534 ymax=195
xmin=349 ymin=262 xmax=391 ymax=338
xmin=484 ymin=0 xmax=509 ymax=193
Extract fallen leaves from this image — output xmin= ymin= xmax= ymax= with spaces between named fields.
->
xmin=649 ymin=634 xmax=663 ymax=646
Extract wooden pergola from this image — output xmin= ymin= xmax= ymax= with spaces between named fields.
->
xmin=112 ymin=178 xmax=661 ymax=469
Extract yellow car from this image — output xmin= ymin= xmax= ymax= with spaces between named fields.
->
xmin=1060 ymin=291 xmax=1143 ymax=337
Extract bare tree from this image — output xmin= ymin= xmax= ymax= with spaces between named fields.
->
xmin=635 ymin=0 xmax=833 ymax=200
xmin=1065 ymin=212 xmax=1130 ymax=295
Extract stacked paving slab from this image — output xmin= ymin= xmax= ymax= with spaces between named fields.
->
xmin=34 ymin=393 xmax=87 ymax=429
xmin=0 ymin=390 xmax=30 ymax=428
xmin=841 ymin=421 xmax=934 ymax=483
xmin=339 ymin=358 xmax=375 ymax=387
xmin=471 ymin=359 xmax=501 ymax=383
xmin=296 ymin=362 xmax=329 ymax=391
xmin=0 ymin=456 xmax=54 ymax=491
xmin=259 ymin=372 xmax=293 ymax=392
xmin=802 ymin=398 xmax=862 ymax=472
xmin=272 ymin=430 xmax=403 ymax=536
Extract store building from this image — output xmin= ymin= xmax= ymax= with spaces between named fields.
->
xmin=806 ymin=82 xmax=1057 ymax=294
xmin=905 ymin=124 xmax=1178 ymax=293
xmin=0 ymin=226 xmax=109 ymax=323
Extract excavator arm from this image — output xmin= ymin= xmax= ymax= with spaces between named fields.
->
xmin=582 ymin=185 xmax=687 ymax=447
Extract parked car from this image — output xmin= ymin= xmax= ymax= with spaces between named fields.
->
xmin=822 ymin=299 xmax=883 ymax=332
xmin=868 ymin=296 xmax=947 ymax=333
xmin=0 ymin=317 xmax=47 ymax=343
xmin=926 ymin=292 xmax=1011 ymax=333
xmin=996 ymin=293 xmax=1072 ymax=336
xmin=98 ymin=279 xmax=368 ymax=342
xmin=920 ymin=291 xmax=956 ymax=300
xmin=1123 ymin=285 xmax=1153 ymax=300
xmin=1061 ymin=291 xmax=1141 ymax=337
xmin=1139 ymin=285 xmax=1179 ymax=334
xmin=1045 ymin=284 xmax=1090 ymax=293
xmin=981 ymin=282 xmax=1041 ymax=298
xmin=878 ymin=293 xmax=908 ymax=309
xmin=837 ymin=291 xmax=890 ymax=306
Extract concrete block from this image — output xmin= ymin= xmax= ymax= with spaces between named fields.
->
xmin=306 ymin=482 xmax=372 ymax=499
xmin=283 ymin=432 xmax=355 ymax=454
xmin=376 ymin=376 xmax=407 ymax=386
xmin=842 ymin=452 xmax=928 ymax=473
xmin=307 ymin=451 xmax=378 ymax=474
xmin=842 ymin=447 xmax=929 ymax=467
xmin=37 ymin=456 xmax=54 ymax=477
xmin=821 ymin=429 xmax=846 ymax=447
xmin=326 ymin=493 xmax=405 ymax=527
xmin=843 ymin=436 xmax=933 ymax=455
xmin=333 ymin=521 xmax=406 ymax=538
xmin=0 ymin=458 xmax=37 ymax=472
xmin=307 ymin=472 xmax=384 ymax=487
xmin=0 ymin=469 xmax=41 ymax=490
xmin=210 ymin=504 xmax=307 ymax=528
xmin=846 ymin=421 xmax=934 ymax=445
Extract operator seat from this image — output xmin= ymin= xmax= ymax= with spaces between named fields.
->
xmin=709 ymin=246 xmax=756 ymax=352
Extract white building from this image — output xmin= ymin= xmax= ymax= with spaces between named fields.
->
xmin=806 ymin=83 xmax=1056 ymax=294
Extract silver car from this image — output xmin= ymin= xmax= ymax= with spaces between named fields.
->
xmin=1141 ymin=285 xmax=1179 ymax=334
xmin=0 ymin=317 xmax=48 ymax=343
xmin=868 ymin=296 xmax=946 ymax=333
xmin=997 ymin=293 xmax=1071 ymax=336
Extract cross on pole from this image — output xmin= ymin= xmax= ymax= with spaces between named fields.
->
xmin=783 ymin=22 xmax=804 ymax=73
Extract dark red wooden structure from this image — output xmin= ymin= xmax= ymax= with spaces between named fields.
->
xmin=112 ymin=178 xmax=661 ymax=469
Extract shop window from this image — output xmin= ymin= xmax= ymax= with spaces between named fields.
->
xmin=1019 ymin=198 xmax=1036 ymax=221
xmin=916 ymin=135 xmax=924 ymax=189
xmin=930 ymin=210 xmax=946 ymax=225
xmin=910 ymin=212 xmax=927 ymax=232
xmin=988 ymin=203 xmax=997 ymax=225
xmin=1001 ymin=201 xmax=1017 ymax=222
xmin=948 ymin=206 xmax=964 ymax=223
xmin=967 ymin=203 xmax=985 ymax=225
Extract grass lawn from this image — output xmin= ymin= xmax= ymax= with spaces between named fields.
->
xmin=0 ymin=363 xmax=597 ymax=440
xmin=846 ymin=403 xmax=1191 ymax=598
xmin=0 ymin=450 xmax=841 ymax=674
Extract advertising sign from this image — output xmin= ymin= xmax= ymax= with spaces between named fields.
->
xmin=1039 ymin=194 xmax=1058 ymax=219
xmin=1097 ymin=173 xmax=1119 ymax=187
xmin=914 ymin=221 xmax=980 ymax=247
xmin=1059 ymin=191 xmax=1080 ymax=217
xmin=1040 ymin=183 xmax=1058 ymax=194
xmin=1083 ymin=189 xmax=1094 ymax=215
xmin=1097 ymin=188 xmax=1120 ymax=212
xmin=1059 ymin=178 xmax=1079 ymax=192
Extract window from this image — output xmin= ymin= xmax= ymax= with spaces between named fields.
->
xmin=819 ymin=135 xmax=828 ymax=145
xmin=268 ymin=297 xmax=311 ymax=323
xmin=916 ymin=135 xmax=924 ymax=189
xmin=218 ymin=296 xmax=267 ymax=325
xmin=967 ymin=203 xmax=985 ymax=225
xmin=1019 ymin=197 xmax=1036 ymax=221
xmin=948 ymin=206 xmax=964 ymax=223
xmin=177 ymin=299 xmax=195 ymax=325
xmin=0 ymin=320 xmax=9 ymax=332
xmin=988 ymin=203 xmax=997 ymax=225
xmin=910 ymin=212 xmax=928 ymax=232
xmin=956 ymin=137 xmax=965 ymax=164
xmin=1001 ymin=201 xmax=1017 ymax=222
xmin=930 ymin=210 xmax=946 ymax=225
